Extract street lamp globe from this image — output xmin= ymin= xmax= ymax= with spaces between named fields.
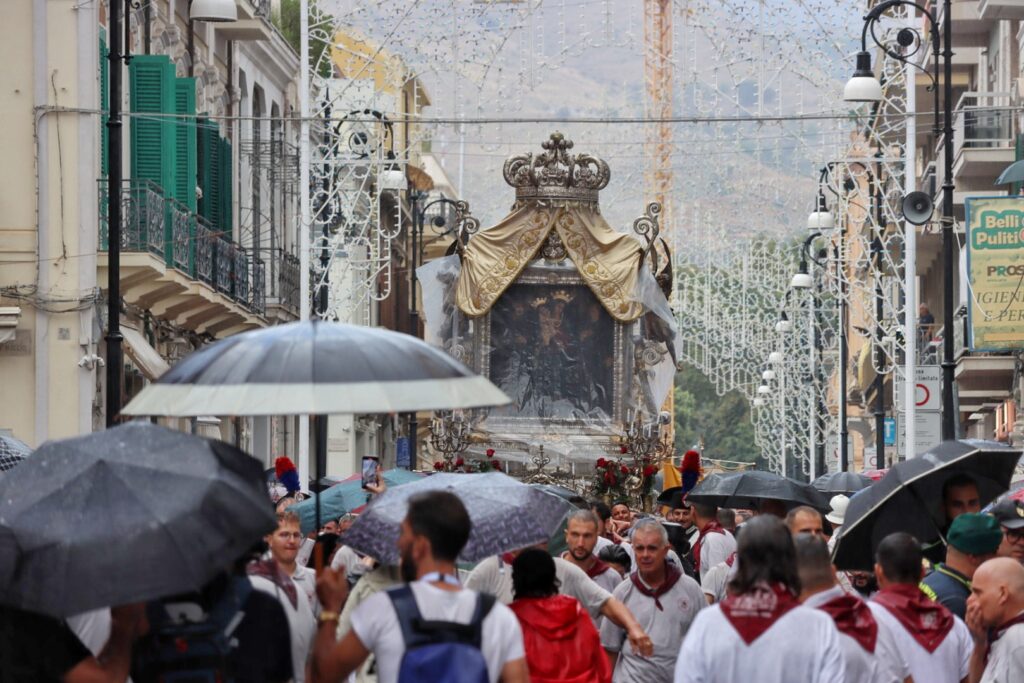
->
xmin=775 ymin=313 xmax=793 ymax=334
xmin=757 ymin=384 xmax=771 ymax=395
xmin=790 ymin=271 xmax=813 ymax=289
xmin=762 ymin=369 xmax=776 ymax=381
xmin=807 ymin=194 xmax=835 ymax=231
xmin=844 ymin=51 xmax=883 ymax=103
xmin=768 ymin=351 xmax=783 ymax=364
xmin=753 ymin=397 xmax=767 ymax=408
xmin=190 ymin=0 xmax=238 ymax=22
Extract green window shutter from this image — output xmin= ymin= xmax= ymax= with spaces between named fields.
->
xmin=220 ymin=137 xmax=233 ymax=237
xmin=129 ymin=55 xmax=176 ymax=196
xmin=99 ymin=34 xmax=109 ymax=177
xmin=197 ymin=118 xmax=222 ymax=229
xmin=173 ymin=78 xmax=197 ymax=211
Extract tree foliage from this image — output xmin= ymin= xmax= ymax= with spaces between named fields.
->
xmin=673 ymin=365 xmax=758 ymax=465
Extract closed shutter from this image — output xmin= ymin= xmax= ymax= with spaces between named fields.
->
xmin=99 ymin=33 xmax=108 ymax=177
xmin=174 ymin=78 xmax=197 ymax=211
xmin=197 ymin=118 xmax=222 ymax=230
xmin=220 ymin=137 xmax=233 ymax=236
xmin=129 ymin=55 xmax=176 ymax=196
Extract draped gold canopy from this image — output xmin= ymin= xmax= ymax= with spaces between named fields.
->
xmin=455 ymin=204 xmax=645 ymax=322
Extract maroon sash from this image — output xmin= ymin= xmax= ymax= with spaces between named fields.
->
xmin=629 ymin=562 xmax=682 ymax=611
xmin=584 ymin=557 xmax=613 ymax=580
xmin=719 ymin=582 xmax=800 ymax=645
xmin=694 ymin=521 xmax=726 ymax=573
xmin=247 ymin=558 xmax=298 ymax=609
xmin=817 ymin=592 xmax=878 ymax=654
xmin=872 ymin=584 xmax=954 ymax=653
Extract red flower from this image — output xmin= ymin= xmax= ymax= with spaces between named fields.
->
xmin=455 ymin=457 xmax=465 ymax=467
xmin=596 ymin=457 xmax=607 ymax=468
xmin=486 ymin=448 xmax=495 ymax=457
xmin=491 ymin=460 xmax=501 ymax=470
xmin=604 ymin=471 xmax=615 ymax=485
xmin=619 ymin=445 xmax=628 ymax=454
xmin=643 ymin=464 xmax=657 ymax=477
xmin=620 ymin=465 xmax=629 ymax=474
xmin=433 ymin=461 xmax=443 ymax=470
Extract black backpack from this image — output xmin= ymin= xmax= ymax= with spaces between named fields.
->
xmin=132 ymin=576 xmax=252 ymax=683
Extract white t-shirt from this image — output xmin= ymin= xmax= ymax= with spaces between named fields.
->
xmin=700 ymin=561 xmax=733 ymax=604
xmin=674 ymin=602 xmax=845 ymax=683
xmin=804 ymin=586 xmax=910 ymax=683
xmin=868 ymin=599 xmax=973 ymax=683
xmin=350 ymin=582 xmax=525 ymax=683
xmin=331 ymin=545 xmax=371 ymax=580
xmin=696 ymin=529 xmax=736 ymax=580
xmin=600 ymin=569 xmax=706 ymax=683
xmin=249 ymin=574 xmax=315 ymax=683
xmin=561 ymin=553 xmax=624 ymax=594
xmin=982 ymin=620 xmax=1024 ymax=683
xmin=290 ymin=563 xmax=320 ymax=616
xmin=465 ymin=555 xmax=612 ymax=620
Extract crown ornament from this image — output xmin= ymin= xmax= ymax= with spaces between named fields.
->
xmin=503 ymin=132 xmax=610 ymax=206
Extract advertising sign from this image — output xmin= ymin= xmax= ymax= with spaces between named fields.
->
xmin=965 ymin=197 xmax=1024 ymax=350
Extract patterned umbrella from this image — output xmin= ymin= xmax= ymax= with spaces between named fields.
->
xmin=339 ymin=472 xmax=573 ymax=564
xmin=0 ymin=435 xmax=32 ymax=474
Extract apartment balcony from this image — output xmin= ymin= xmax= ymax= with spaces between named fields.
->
xmin=98 ymin=180 xmax=267 ymax=338
xmin=979 ymin=0 xmax=1024 ymax=20
xmin=926 ymin=317 xmax=1017 ymax=417
xmin=948 ymin=92 xmax=1015 ymax=181
xmin=264 ymin=247 xmax=302 ymax=322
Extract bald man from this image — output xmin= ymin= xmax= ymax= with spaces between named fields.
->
xmin=965 ymin=557 xmax=1024 ymax=683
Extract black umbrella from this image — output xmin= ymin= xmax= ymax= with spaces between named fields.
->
xmin=686 ymin=470 xmax=829 ymax=511
xmin=0 ymin=422 xmax=276 ymax=617
xmin=812 ymin=471 xmax=873 ymax=496
xmin=531 ymin=483 xmax=589 ymax=509
xmin=657 ymin=486 xmax=686 ymax=508
xmin=832 ymin=439 xmax=1022 ymax=570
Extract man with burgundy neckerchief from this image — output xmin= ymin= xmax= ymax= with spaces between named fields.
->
xmin=675 ymin=515 xmax=844 ymax=682
xmin=868 ymin=532 xmax=972 ymax=683
xmin=562 ymin=509 xmax=625 ymax=593
xmin=794 ymin=534 xmax=911 ymax=683
xmin=964 ymin=557 xmax=1024 ymax=682
xmin=691 ymin=501 xmax=736 ymax=581
xmin=601 ymin=519 xmax=705 ymax=683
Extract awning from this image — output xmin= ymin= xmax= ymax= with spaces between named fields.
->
xmin=121 ymin=325 xmax=170 ymax=381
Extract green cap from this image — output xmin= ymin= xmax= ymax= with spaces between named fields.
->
xmin=947 ymin=513 xmax=1003 ymax=556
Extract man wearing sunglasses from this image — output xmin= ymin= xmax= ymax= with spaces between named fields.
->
xmin=991 ymin=498 xmax=1024 ymax=564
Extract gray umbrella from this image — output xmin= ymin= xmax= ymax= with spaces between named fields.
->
xmin=0 ymin=435 xmax=32 ymax=474
xmin=995 ymin=159 xmax=1024 ymax=186
xmin=0 ymin=422 xmax=276 ymax=617
xmin=339 ymin=472 xmax=573 ymax=564
xmin=812 ymin=471 xmax=874 ymax=496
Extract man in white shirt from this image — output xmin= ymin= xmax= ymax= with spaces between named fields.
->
xmin=868 ymin=532 xmax=972 ymax=683
xmin=965 ymin=557 xmax=1024 ymax=682
xmin=562 ymin=509 xmax=625 ymax=593
xmin=312 ymin=490 xmax=528 ymax=683
xmin=691 ymin=502 xmax=737 ymax=580
xmin=674 ymin=515 xmax=844 ymax=683
xmin=465 ymin=549 xmax=654 ymax=656
xmin=267 ymin=509 xmax=320 ymax=615
xmin=601 ymin=519 xmax=705 ymax=683
xmin=794 ymin=534 xmax=911 ymax=683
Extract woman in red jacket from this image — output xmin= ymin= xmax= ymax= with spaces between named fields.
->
xmin=509 ymin=549 xmax=612 ymax=683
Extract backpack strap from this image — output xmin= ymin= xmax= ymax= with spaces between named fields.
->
xmin=388 ymin=586 xmax=497 ymax=649
xmin=466 ymin=592 xmax=496 ymax=649
xmin=388 ymin=585 xmax=429 ymax=649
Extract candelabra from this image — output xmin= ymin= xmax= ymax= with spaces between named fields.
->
xmin=429 ymin=411 xmax=471 ymax=469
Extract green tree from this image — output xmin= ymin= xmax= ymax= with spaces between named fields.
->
xmin=273 ymin=0 xmax=333 ymax=78
xmin=673 ymin=365 xmax=758 ymax=465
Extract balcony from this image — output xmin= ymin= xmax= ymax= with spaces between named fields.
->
xmin=926 ymin=317 xmax=1018 ymax=416
xmin=98 ymin=180 xmax=267 ymax=337
xmin=979 ymin=0 xmax=1024 ymax=20
xmin=945 ymin=92 xmax=1015 ymax=182
xmin=265 ymin=248 xmax=302 ymax=321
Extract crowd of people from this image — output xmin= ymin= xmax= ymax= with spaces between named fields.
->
xmin=7 ymin=472 xmax=1024 ymax=683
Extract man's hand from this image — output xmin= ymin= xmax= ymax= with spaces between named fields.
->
xmin=965 ymin=602 xmax=987 ymax=647
xmin=365 ymin=467 xmax=387 ymax=496
xmin=626 ymin=626 xmax=654 ymax=657
xmin=317 ymin=566 xmax=350 ymax=613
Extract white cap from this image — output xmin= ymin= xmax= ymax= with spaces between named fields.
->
xmin=826 ymin=494 xmax=849 ymax=525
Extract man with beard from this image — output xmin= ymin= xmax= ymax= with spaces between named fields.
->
xmin=563 ymin=510 xmax=626 ymax=592
xmin=311 ymin=490 xmax=529 ymax=683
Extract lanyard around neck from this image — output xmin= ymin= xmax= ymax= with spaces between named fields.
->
xmin=419 ymin=572 xmax=461 ymax=587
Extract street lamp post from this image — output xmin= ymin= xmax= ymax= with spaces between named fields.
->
xmin=845 ymin=0 xmax=956 ymax=441
xmin=104 ymin=1 xmax=235 ymax=427
xmin=792 ymin=231 xmax=827 ymax=476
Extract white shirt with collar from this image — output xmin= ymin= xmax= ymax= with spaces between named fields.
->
xmin=867 ymin=599 xmax=972 ymax=683
xmin=982 ymin=615 xmax=1024 ymax=683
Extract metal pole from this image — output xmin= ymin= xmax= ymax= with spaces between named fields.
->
xmin=904 ymin=49 xmax=917 ymax=458
xmin=105 ymin=0 xmax=124 ymax=428
xmin=940 ymin=0 xmax=956 ymax=440
xmin=314 ymin=93 xmax=331 ymax=517
xmin=838 ymin=237 xmax=849 ymax=472
xmin=298 ymin=0 xmax=311 ymax=488
xmin=808 ymin=278 xmax=817 ymax=480
xmin=873 ymin=160 xmax=886 ymax=467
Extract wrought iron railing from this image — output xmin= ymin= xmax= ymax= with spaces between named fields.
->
xmin=268 ymin=249 xmax=301 ymax=313
xmin=97 ymin=179 xmax=265 ymax=316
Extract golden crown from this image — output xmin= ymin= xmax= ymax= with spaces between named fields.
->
xmin=503 ymin=132 xmax=610 ymax=206
xmin=551 ymin=289 xmax=574 ymax=303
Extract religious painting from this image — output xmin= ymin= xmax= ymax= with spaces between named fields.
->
xmin=487 ymin=281 xmax=617 ymax=422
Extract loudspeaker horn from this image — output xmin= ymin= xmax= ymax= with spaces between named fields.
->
xmin=901 ymin=191 xmax=934 ymax=226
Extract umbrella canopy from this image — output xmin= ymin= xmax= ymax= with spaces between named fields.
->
xmin=0 ymin=422 xmax=276 ymax=617
xmin=686 ymin=470 xmax=829 ymax=511
xmin=530 ymin=483 xmax=589 ymax=510
xmin=339 ymin=472 xmax=573 ymax=564
xmin=121 ymin=320 xmax=510 ymax=417
xmin=996 ymin=159 xmax=1024 ymax=186
xmin=833 ymin=439 xmax=1022 ymax=570
xmin=0 ymin=435 xmax=32 ymax=474
xmin=291 ymin=469 xmax=424 ymax=533
xmin=812 ymin=471 xmax=874 ymax=496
